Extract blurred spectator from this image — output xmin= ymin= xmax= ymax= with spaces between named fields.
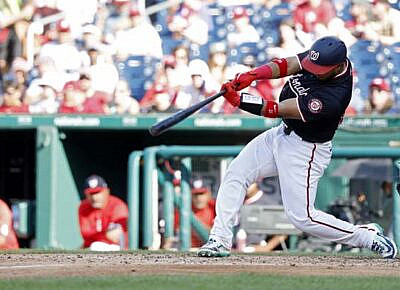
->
xmin=268 ymin=19 xmax=306 ymax=57
xmin=103 ymin=0 xmax=132 ymax=40
xmin=326 ymin=17 xmax=357 ymax=48
xmin=28 ymin=76 xmax=60 ymax=114
xmin=79 ymin=24 xmax=106 ymax=61
xmin=363 ymin=78 xmax=398 ymax=115
xmin=39 ymin=20 xmax=82 ymax=74
xmin=0 ymin=1 xmax=34 ymax=73
xmin=9 ymin=57 xmax=30 ymax=92
xmin=364 ymin=0 xmax=400 ymax=45
xmin=174 ymin=178 xmax=216 ymax=248
xmin=24 ymin=56 xmax=69 ymax=105
xmin=141 ymin=55 xmax=178 ymax=113
xmin=56 ymin=0 xmax=99 ymax=33
xmin=345 ymin=0 xmax=370 ymax=39
xmin=174 ymin=59 xmax=220 ymax=112
xmin=168 ymin=0 xmax=209 ymax=45
xmin=0 ymin=198 xmax=19 ymax=250
xmin=86 ymin=50 xmax=119 ymax=95
xmin=167 ymin=45 xmax=192 ymax=89
xmin=208 ymin=42 xmax=229 ymax=86
xmin=58 ymin=81 xmax=85 ymax=113
xmin=113 ymin=7 xmax=163 ymax=60
xmin=58 ymin=71 xmax=110 ymax=114
xmin=227 ymin=6 xmax=260 ymax=47
xmin=293 ymin=0 xmax=336 ymax=34
xmin=109 ymin=80 xmax=139 ymax=114
xmin=78 ymin=174 xmax=128 ymax=251
xmin=0 ymin=81 xmax=28 ymax=113
xmin=78 ymin=71 xmax=110 ymax=114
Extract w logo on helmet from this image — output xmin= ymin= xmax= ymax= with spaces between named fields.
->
xmin=310 ymin=50 xmax=320 ymax=61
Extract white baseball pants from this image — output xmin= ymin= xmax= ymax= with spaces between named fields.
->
xmin=210 ymin=124 xmax=376 ymax=250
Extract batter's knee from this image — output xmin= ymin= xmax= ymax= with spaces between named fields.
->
xmin=224 ymin=166 xmax=255 ymax=189
xmin=285 ymin=210 xmax=312 ymax=232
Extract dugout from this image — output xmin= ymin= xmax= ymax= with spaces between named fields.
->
xmin=1 ymin=114 xmax=400 ymax=249
xmin=0 ymin=114 xmax=267 ymax=249
xmin=0 ymin=129 xmax=35 ymax=247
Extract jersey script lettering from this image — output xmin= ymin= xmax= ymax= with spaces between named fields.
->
xmin=289 ymin=74 xmax=310 ymax=97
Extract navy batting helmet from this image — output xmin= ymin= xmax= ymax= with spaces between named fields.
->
xmin=301 ymin=36 xmax=347 ymax=75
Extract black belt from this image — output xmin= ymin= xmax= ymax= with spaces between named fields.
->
xmin=283 ymin=125 xmax=293 ymax=136
xmin=283 ymin=124 xmax=317 ymax=143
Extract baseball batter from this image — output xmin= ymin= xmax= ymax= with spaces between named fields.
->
xmin=198 ymin=36 xmax=397 ymax=258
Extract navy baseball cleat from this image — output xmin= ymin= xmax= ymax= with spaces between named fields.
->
xmin=370 ymin=233 xmax=398 ymax=259
xmin=197 ymin=238 xmax=230 ymax=257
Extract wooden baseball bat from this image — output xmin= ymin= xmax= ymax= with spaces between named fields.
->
xmin=149 ymin=90 xmax=226 ymax=136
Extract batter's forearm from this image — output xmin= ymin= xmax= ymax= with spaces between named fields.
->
xmin=252 ymin=56 xmax=302 ymax=80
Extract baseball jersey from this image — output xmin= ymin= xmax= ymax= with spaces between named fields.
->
xmin=78 ymin=195 xmax=129 ymax=249
xmin=280 ymin=51 xmax=353 ymax=143
xmin=0 ymin=200 xmax=19 ymax=250
xmin=174 ymin=199 xmax=216 ymax=248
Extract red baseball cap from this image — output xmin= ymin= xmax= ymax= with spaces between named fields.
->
xmin=129 ymin=8 xmax=141 ymax=17
xmin=370 ymin=78 xmax=391 ymax=92
xmin=112 ymin=0 xmax=129 ymax=5
xmin=233 ymin=7 xmax=248 ymax=19
xmin=56 ymin=20 xmax=70 ymax=33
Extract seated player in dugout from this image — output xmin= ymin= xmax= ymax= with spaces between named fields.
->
xmin=0 ymin=199 xmax=19 ymax=250
xmin=174 ymin=178 xmax=216 ymax=248
xmin=198 ymin=36 xmax=397 ymax=259
xmin=78 ymin=175 xmax=129 ymax=251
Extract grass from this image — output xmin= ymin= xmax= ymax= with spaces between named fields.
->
xmin=1 ymin=274 xmax=400 ymax=290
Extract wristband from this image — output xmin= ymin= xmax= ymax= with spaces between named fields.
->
xmin=272 ymin=58 xmax=288 ymax=77
xmin=239 ymin=93 xmax=264 ymax=115
xmin=262 ymin=100 xmax=279 ymax=118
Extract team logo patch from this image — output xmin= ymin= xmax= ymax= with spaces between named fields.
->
xmin=88 ymin=178 xmax=98 ymax=188
xmin=308 ymin=99 xmax=322 ymax=113
xmin=310 ymin=50 xmax=320 ymax=61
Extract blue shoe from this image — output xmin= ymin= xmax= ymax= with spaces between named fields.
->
xmin=197 ymin=238 xmax=230 ymax=257
xmin=371 ymin=233 xmax=398 ymax=259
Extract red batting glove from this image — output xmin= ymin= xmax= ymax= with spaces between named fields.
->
xmin=232 ymin=72 xmax=257 ymax=91
xmin=221 ymin=82 xmax=240 ymax=107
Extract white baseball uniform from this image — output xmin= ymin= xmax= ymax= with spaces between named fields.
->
xmin=209 ymin=124 xmax=377 ymax=250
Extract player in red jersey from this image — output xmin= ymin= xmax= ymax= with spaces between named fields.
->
xmin=0 ymin=199 xmax=19 ymax=250
xmin=78 ymin=175 xmax=128 ymax=251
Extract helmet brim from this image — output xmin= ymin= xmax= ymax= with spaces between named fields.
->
xmin=301 ymin=55 xmax=339 ymax=75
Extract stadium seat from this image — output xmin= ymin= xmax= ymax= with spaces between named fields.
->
xmin=155 ymin=9 xmax=172 ymax=37
xmin=388 ymin=42 xmax=400 ymax=63
xmin=227 ymin=42 xmax=259 ymax=65
xmin=119 ymin=56 xmax=160 ymax=101
xmin=161 ymin=37 xmax=185 ymax=55
xmin=336 ymin=2 xmax=353 ymax=21
xmin=189 ymin=43 xmax=209 ymax=61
